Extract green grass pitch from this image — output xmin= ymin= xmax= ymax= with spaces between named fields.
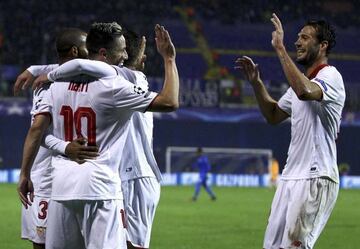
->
xmin=1 ymin=184 xmax=359 ymax=249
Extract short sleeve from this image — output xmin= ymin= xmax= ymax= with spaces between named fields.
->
xmin=277 ymin=87 xmax=293 ymax=115
xmin=34 ymin=86 xmax=53 ymax=116
xmin=311 ymin=66 xmax=344 ymax=104
xmin=112 ymin=76 xmax=157 ymax=112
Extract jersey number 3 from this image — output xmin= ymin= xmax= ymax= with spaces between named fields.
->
xmin=60 ymin=106 xmax=96 ymax=145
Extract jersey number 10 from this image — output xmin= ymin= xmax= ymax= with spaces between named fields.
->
xmin=60 ymin=105 xmax=96 ymax=146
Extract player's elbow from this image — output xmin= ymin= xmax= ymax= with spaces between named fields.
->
xmin=162 ymin=101 xmax=179 ymax=112
xmin=149 ymin=96 xmax=179 ymax=112
xmin=296 ymin=88 xmax=312 ymax=101
xmin=265 ymin=117 xmax=280 ymax=125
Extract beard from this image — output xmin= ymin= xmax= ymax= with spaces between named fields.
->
xmin=296 ymin=45 xmax=320 ymax=66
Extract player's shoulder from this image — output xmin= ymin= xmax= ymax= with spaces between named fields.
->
xmin=115 ymin=66 xmax=137 ymax=83
xmin=319 ymin=65 xmax=343 ymax=80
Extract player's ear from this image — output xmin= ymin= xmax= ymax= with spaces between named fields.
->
xmin=320 ymin=40 xmax=328 ymax=54
xmin=99 ymin=48 xmax=107 ymax=59
xmin=70 ymin=46 xmax=79 ymax=57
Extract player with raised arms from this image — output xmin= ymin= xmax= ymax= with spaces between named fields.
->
xmin=18 ymin=22 xmax=179 ymax=249
xmin=236 ymin=13 xmax=345 ymax=249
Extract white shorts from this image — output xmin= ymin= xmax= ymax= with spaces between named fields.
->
xmin=122 ymin=177 xmax=161 ymax=248
xmin=263 ymin=177 xmax=339 ymax=249
xmin=46 ymin=199 xmax=126 ymax=249
xmin=21 ymin=196 xmax=50 ymax=244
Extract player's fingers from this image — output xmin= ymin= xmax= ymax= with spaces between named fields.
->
xmin=74 ymin=137 xmax=87 ymax=145
xmin=29 ymin=192 xmax=34 ymax=203
xmin=23 ymin=78 xmax=33 ymax=90
xmin=140 ymin=36 xmax=146 ymax=49
xmin=80 ymin=145 xmax=99 ymax=152
xmin=18 ymin=193 xmax=30 ymax=208
xmin=77 ymin=159 xmax=86 ymax=164
xmin=242 ymin=56 xmax=256 ymax=66
xmin=13 ymin=78 xmax=24 ymax=95
xmin=272 ymin=13 xmax=283 ymax=28
xmin=270 ymin=18 xmax=280 ymax=31
xmin=79 ymin=149 xmax=99 ymax=156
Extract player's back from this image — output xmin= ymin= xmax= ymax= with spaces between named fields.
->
xmin=41 ymin=75 xmax=157 ymax=201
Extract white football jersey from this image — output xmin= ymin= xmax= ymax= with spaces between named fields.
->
xmin=47 ymin=59 xmax=163 ymax=182
xmin=30 ymin=86 xmax=53 ymax=197
xmin=37 ymin=75 xmax=157 ymax=201
xmin=278 ymin=65 xmax=345 ymax=183
xmin=116 ymin=69 xmax=162 ymax=181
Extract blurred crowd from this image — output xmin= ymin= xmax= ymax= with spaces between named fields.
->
xmin=0 ymin=0 xmax=359 ymax=98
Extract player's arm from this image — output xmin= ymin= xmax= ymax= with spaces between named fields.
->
xmin=147 ymin=24 xmax=179 ymax=112
xmin=270 ymin=13 xmax=322 ymax=101
xmin=13 ymin=64 xmax=58 ymax=95
xmin=43 ymin=133 xmax=99 ymax=164
xmin=32 ymin=59 xmax=118 ymax=89
xmin=18 ymin=114 xmax=51 ymax=208
xmin=235 ymin=56 xmax=289 ymax=124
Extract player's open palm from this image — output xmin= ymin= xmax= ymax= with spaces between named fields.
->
xmin=235 ymin=56 xmax=261 ymax=84
xmin=271 ymin=13 xmax=285 ymax=51
xmin=155 ymin=24 xmax=176 ymax=59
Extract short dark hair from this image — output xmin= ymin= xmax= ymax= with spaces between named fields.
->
xmin=86 ymin=22 xmax=123 ymax=56
xmin=55 ymin=28 xmax=86 ymax=57
xmin=305 ymin=20 xmax=336 ymax=55
xmin=123 ymin=29 xmax=142 ymax=68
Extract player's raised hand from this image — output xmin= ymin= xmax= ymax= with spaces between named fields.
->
xmin=235 ymin=56 xmax=261 ymax=84
xmin=270 ymin=13 xmax=285 ymax=51
xmin=134 ymin=36 xmax=147 ymax=70
xmin=17 ymin=175 xmax=34 ymax=209
xmin=32 ymin=74 xmax=51 ymax=90
xmin=13 ymin=70 xmax=35 ymax=96
xmin=65 ymin=137 xmax=99 ymax=164
xmin=155 ymin=24 xmax=176 ymax=59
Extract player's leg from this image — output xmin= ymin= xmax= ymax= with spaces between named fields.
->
xmin=124 ymin=177 xmax=161 ymax=249
xmin=202 ymin=179 xmax=216 ymax=200
xmin=295 ymin=178 xmax=339 ymax=249
xmin=263 ymin=180 xmax=290 ymax=249
xmin=82 ymin=199 xmax=126 ymax=249
xmin=277 ymin=178 xmax=338 ymax=249
xmin=46 ymin=200 xmax=85 ymax=249
xmin=21 ymin=195 xmax=49 ymax=249
xmin=192 ymin=180 xmax=202 ymax=201
xmin=32 ymin=243 xmax=45 ymax=249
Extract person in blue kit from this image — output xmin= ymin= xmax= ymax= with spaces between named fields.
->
xmin=192 ymin=147 xmax=216 ymax=201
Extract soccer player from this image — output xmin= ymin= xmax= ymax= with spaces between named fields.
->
xmin=192 ymin=147 xmax=216 ymax=201
xmin=235 ymin=13 xmax=345 ymax=249
xmin=33 ymin=28 xmax=165 ymax=249
xmin=17 ymin=28 xmax=98 ymax=249
xmin=120 ymin=29 xmax=162 ymax=249
xmin=18 ymin=22 xmax=178 ymax=249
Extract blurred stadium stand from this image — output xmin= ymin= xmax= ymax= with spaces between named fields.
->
xmin=0 ymin=0 xmax=359 ymax=175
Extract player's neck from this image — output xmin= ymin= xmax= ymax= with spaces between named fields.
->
xmin=305 ymin=58 xmax=328 ymax=78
